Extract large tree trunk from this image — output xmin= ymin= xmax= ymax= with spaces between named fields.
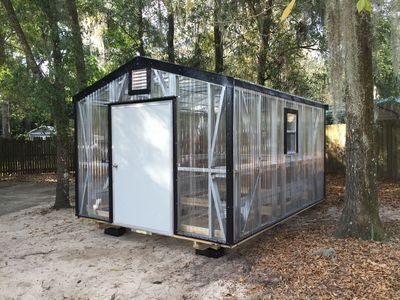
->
xmin=41 ymin=0 xmax=71 ymax=209
xmin=336 ymin=1 xmax=385 ymax=240
xmin=214 ymin=0 xmax=223 ymax=73
xmin=54 ymin=131 xmax=70 ymax=209
xmin=66 ymin=0 xmax=87 ymax=90
xmin=0 ymin=23 xmax=10 ymax=139
xmin=166 ymin=4 xmax=175 ymax=63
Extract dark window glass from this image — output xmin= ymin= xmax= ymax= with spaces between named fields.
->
xmin=284 ymin=109 xmax=298 ymax=154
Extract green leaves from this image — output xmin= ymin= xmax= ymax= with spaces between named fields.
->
xmin=281 ymin=0 xmax=297 ymax=22
xmin=357 ymin=0 xmax=372 ymax=13
xmin=281 ymin=0 xmax=372 ymax=19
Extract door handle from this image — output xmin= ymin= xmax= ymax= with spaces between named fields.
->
xmin=112 ymin=163 xmax=118 ymax=169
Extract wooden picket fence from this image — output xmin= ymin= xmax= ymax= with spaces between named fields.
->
xmin=0 ymin=138 xmax=74 ymax=176
xmin=326 ymin=123 xmax=400 ymax=180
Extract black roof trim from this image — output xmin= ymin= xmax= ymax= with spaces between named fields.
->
xmin=234 ymin=79 xmax=328 ymax=110
xmin=73 ymin=56 xmax=234 ymax=101
xmin=73 ymin=56 xmax=328 ymax=110
xmin=134 ymin=57 xmax=234 ymax=87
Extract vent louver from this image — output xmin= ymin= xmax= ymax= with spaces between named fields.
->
xmin=131 ymin=69 xmax=148 ymax=91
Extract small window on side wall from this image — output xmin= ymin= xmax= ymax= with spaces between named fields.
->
xmin=128 ymin=68 xmax=151 ymax=95
xmin=284 ymin=108 xmax=298 ymax=155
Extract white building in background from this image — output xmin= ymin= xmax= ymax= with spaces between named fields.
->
xmin=27 ymin=125 xmax=56 ymax=141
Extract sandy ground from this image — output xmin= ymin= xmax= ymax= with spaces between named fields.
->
xmin=0 ymin=176 xmax=399 ymax=299
xmin=0 ymin=204 xmax=254 ymax=300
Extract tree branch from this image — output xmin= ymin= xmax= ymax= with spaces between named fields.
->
xmin=1 ymin=0 xmax=42 ymax=77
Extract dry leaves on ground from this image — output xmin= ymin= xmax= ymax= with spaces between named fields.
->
xmin=242 ymin=175 xmax=400 ymax=300
xmin=0 ymin=173 xmax=75 ymax=184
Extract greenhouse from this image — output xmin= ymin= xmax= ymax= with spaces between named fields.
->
xmin=74 ymin=56 xmax=327 ymax=247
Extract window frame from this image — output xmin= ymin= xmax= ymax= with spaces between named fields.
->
xmin=128 ymin=68 xmax=151 ymax=95
xmin=284 ymin=108 xmax=299 ymax=155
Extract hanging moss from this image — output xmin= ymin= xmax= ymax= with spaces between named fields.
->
xmin=390 ymin=0 xmax=400 ymax=79
xmin=326 ymin=0 xmax=344 ymax=124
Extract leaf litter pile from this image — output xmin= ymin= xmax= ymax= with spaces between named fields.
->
xmin=239 ymin=175 xmax=400 ymax=299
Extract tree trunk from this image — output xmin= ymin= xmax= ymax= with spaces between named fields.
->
xmin=54 ymin=130 xmax=70 ymax=209
xmin=191 ymin=34 xmax=202 ymax=68
xmin=1 ymin=0 xmax=42 ymax=76
xmin=1 ymin=101 xmax=10 ymax=138
xmin=0 ymin=24 xmax=5 ymax=66
xmin=167 ymin=6 xmax=175 ymax=63
xmin=245 ymin=0 xmax=273 ymax=85
xmin=66 ymin=0 xmax=87 ymax=90
xmin=214 ymin=0 xmax=223 ymax=73
xmin=137 ymin=0 xmax=146 ymax=56
xmin=41 ymin=0 xmax=71 ymax=209
xmin=336 ymin=1 xmax=385 ymax=240
xmin=0 ymin=23 xmax=10 ymax=139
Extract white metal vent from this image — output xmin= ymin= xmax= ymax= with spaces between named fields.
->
xmin=131 ymin=69 xmax=148 ymax=91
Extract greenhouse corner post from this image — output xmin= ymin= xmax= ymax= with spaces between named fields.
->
xmin=74 ymin=98 xmax=79 ymax=216
xmin=226 ymin=81 xmax=235 ymax=245
xmin=108 ymin=102 xmax=114 ymax=223
xmin=324 ymin=105 xmax=328 ymax=198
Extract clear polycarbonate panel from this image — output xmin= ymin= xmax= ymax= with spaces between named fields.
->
xmin=77 ymin=68 xmax=227 ymax=242
xmin=176 ymin=76 xmax=227 ymax=243
xmin=233 ymin=87 xmax=325 ymax=242
xmin=77 ymin=85 xmax=113 ymax=221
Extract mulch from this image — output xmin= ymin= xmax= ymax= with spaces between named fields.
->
xmin=241 ymin=175 xmax=400 ymax=299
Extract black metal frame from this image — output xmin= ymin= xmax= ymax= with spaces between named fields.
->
xmin=73 ymin=56 xmax=329 ymax=247
xmin=283 ymin=108 xmax=299 ymax=155
xmin=74 ymin=100 xmax=79 ymax=217
xmin=172 ymin=83 xmax=234 ymax=245
xmin=128 ymin=67 xmax=151 ymax=95
xmin=107 ymin=104 xmax=114 ymax=223
xmin=324 ymin=105 xmax=328 ymax=198
xmin=74 ymin=101 xmax=113 ymax=223
xmin=225 ymin=84 xmax=235 ymax=245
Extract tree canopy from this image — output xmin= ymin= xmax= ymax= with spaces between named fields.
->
xmin=1 ymin=0 xmax=399 ymax=223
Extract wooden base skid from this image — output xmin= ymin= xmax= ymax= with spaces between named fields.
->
xmin=82 ymin=198 xmax=324 ymax=250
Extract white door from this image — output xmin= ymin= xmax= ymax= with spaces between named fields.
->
xmin=111 ymin=100 xmax=174 ymax=235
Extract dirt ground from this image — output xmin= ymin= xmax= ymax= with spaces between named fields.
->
xmin=0 ymin=174 xmax=74 ymax=216
xmin=0 ymin=175 xmax=399 ymax=299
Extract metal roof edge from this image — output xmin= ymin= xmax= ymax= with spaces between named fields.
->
xmin=234 ymin=78 xmax=328 ymax=110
